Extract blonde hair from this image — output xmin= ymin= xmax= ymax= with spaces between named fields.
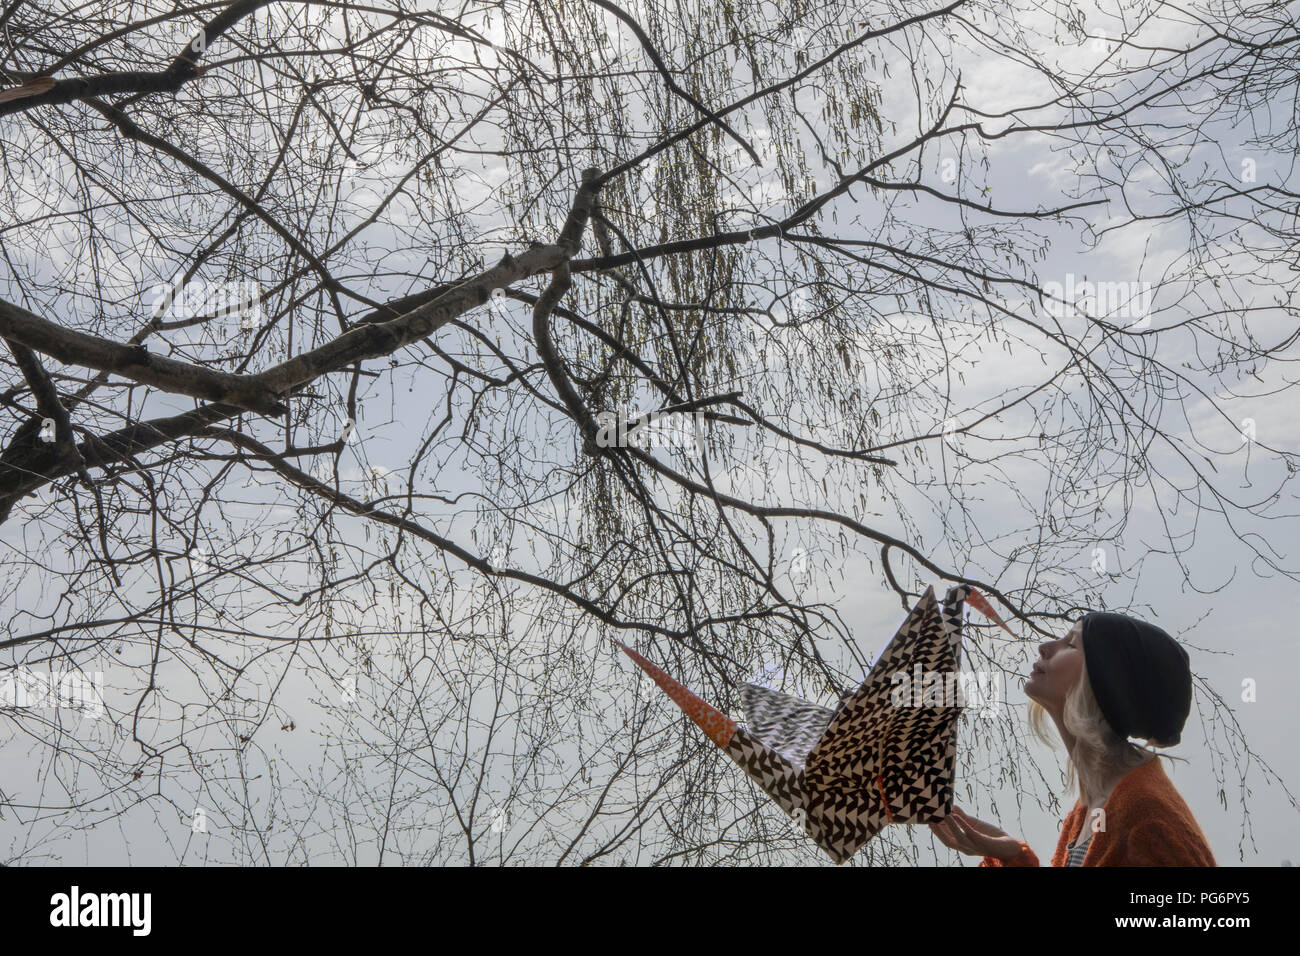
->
xmin=1029 ymin=661 xmax=1154 ymax=800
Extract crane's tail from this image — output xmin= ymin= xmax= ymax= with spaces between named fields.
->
xmin=614 ymin=640 xmax=739 ymax=747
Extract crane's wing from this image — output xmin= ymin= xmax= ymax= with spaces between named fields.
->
xmin=803 ymin=584 xmax=1012 ymax=828
xmin=940 ymin=584 xmax=971 ymax=661
xmin=615 ymin=641 xmax=883 ymax=863
xmin=739 ymin=683 xmax=835 ymax=768
xmin=803 ymin=586 xmax=957 ymax=826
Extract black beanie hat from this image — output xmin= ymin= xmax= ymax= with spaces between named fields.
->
xmin=1079 ymin=611 xmax=1192 ymax=746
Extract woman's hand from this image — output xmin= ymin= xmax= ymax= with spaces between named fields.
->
xmin=929 ymin=806 xmax=1026 ymax=861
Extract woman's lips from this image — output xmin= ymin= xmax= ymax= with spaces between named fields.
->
xmin=1030 ymin=662 xmax=1045 ymax=676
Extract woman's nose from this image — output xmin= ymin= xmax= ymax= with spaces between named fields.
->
xmin=1037 ymin=640 xmax=1055 ymax=659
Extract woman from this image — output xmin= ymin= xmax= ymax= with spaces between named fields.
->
xmin=931 ymin=611 xmax=1216 ymax=866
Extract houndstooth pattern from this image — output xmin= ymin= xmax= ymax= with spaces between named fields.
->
xmin=739 ymin=683 xmax=835 ymax=767
xmin=725 ymin=585 xmax=977 ymax=862
xmin=801 ymin=585 xmax=973 ymax=838
xmin=722 ymin=727 xmax=886 ymax=864
xmin=620 ymin=584 xmax=977 ymax=864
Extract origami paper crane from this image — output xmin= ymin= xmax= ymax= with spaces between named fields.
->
xmin=615 ymin=584 xmax=1015 ymax=864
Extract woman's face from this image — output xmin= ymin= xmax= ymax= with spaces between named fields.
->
xmin=1025 ymin=621 xmax=1085 ymax=710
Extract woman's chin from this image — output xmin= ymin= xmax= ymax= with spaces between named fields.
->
xmin=1023 ymin=674 xmax=1042 ymax=702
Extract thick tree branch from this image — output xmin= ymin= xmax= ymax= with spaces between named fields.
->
xmin=0 ymin=0 xmax=271 ymax=116
xmin=0 ymin=296 xmax=289 ymax=414
xmin=0 ymin=166 xmax=606 ymax=519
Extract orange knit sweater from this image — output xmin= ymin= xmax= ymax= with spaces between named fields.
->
xmin=980 ymin=758 xmax=1216 ymax=867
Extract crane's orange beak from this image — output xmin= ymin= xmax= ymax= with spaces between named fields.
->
xmin=967 ymin=588 xmax=1017 ymax=637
